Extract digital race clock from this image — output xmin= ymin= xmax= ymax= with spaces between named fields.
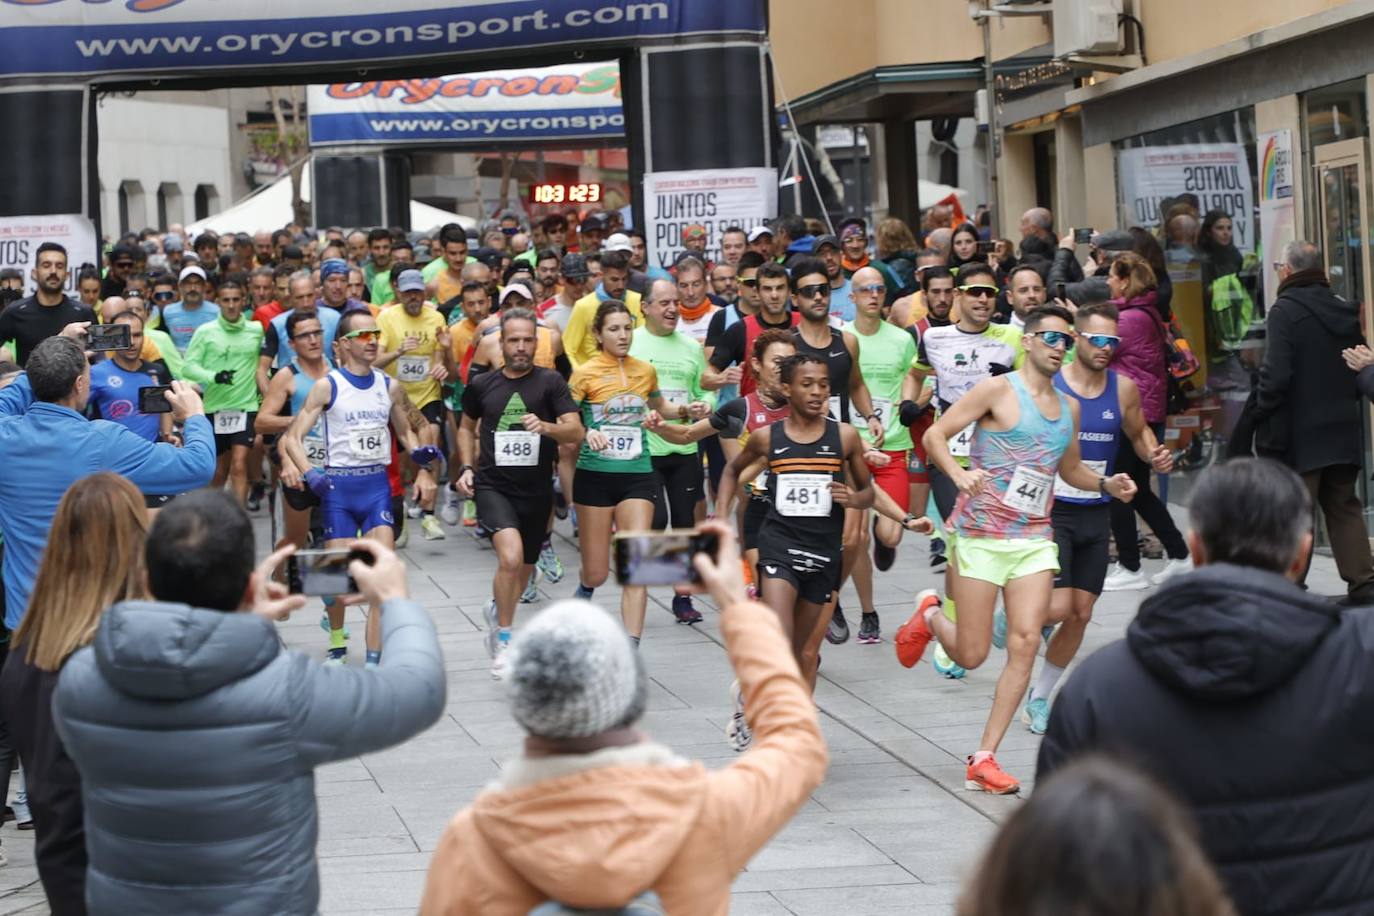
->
xmin=529 ymin=182 xmax=603 ymax=205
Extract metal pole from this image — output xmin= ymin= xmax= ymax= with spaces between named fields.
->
xmin=982 ymin=1 xmax=1000 ymax=236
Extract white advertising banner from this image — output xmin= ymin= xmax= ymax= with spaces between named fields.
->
xmin=1118 ymin=144 xmax=1255 ymax=254
xmin=644 ymin=168 xmax=776 ymax=271
xmin=1257 ymin=129 xmax=1296 ymax=307
xmin=0 ymin=215 xmax=99 ymax=298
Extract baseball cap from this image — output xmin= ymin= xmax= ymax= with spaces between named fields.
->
xmin=178 ymin=265 xmax=207 ymax=283
xmin=163 ymin=233 xmax=184 ymax=252
xmin=560 ymin=253 xmax=590 ymax=279
xmin=602 ymin=232 xmax=633 ymax=253
xmin=110 ymin=243 xmax=137 ymax=265
xmin=812 ymin=234 xmax=840 ymax=252
xmin=396 ymin=269 xmax=426 ymax=293
xmin=747 ymin=226 xmax=774 ymax=243
xmin=499 ymin=282 xmax=534 ymax=306
xmin=1091 ymin=229 xmax=1134 ymax=252
xmin=580 ymin=213 xmax=608 ymax=234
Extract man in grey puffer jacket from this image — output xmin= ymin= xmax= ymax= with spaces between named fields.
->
xmin=53 ymin=489 xmax=447 ymax=915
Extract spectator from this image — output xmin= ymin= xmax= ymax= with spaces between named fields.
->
xmin=1038 ymin=457 xmax=1374 ymax=915
xmin=1 ymin=473 xmax=148 ymax=914
xmin=947 ymin=222 xmax=981 ymax=273
xmin=963 ymin=756 xmax=1235 ymax=916
xmin=1254 ymin=241 xmax=1374 ymax=602
xmin=875 ymin=218 xmax=921 ymax=298
xmin=419 ymin=522 xmax=827 ymax=915
xmin=1018 ymin=206 xmax=1056 ymax=249
xmin=1129 ymin=226 xmax=1174 ymax=320
xmin=53 ymin=490 xmax=447 ymax=914
xmin=1101 ymin=252 xmax=1192 ymax=591
xmin=1047 ymin=228 xmax=1132 ymax=305
xmin=0 ymin=243 xmax=96 ymax=366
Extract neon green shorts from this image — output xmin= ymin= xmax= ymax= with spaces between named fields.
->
xmin=949 ymin=532 xmax=1059 ymax=587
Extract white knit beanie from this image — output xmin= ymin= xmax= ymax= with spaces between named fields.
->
xmin=506 ymin=599 xmax=647 ymax=739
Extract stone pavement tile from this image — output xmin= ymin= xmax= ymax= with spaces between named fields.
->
xmin=733 ymin=863 xmax=920 ymax=894
xmin=318 ymin=869 xmax=429 ymax=913
xmin=827 ymin=713 xmax=920 ymax=743
xmin=318 ymin=802 xmax=411 ymax=841
xmin=0 ymin=891 xmax=52 ymax=916
xmin=811 ymin=775 xmax=958 ymax=813
xmin=727 ymin=892 xmax=794 ymax=915
xmin=858 ymin=820 xmax=999 ymax=884
xmin=771 ymin=881 xmax=960 ymax=915
xmin=878 ymin=734 xmax=965 ymax=768
xmin=747 ymin=821 xmax=894 ymax=871
xmin=316 ymin=833 xmax=419 ymax=859
xmin=318 ymin=851 xmax=435 ymax=876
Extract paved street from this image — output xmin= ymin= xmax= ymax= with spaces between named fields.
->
xmin=0 ymin=504 xmax=1350 ymax=915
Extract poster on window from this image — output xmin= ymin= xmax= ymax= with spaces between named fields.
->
xmin=0 ymin=214 xmax=99 ymax=298
xmin=1118 ymin=144 xmax=1255 ymax=254
xmin=1257 ymin=130 xmax=1295 ymax=307
xmin=643 ymin=168 xmax=776 ymax=270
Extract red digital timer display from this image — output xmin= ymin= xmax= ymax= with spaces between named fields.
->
xmin=530 ymin=183 xmax=602 ymax=205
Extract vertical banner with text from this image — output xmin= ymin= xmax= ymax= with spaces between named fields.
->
xmin=644 ymin=168 xmax=776 ymax=270
xmin=1257 ymin=130 xmax=1296 ymax=308
xmin=0 ymin=215 xmax=98 ymax=297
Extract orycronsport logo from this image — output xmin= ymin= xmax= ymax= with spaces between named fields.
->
xmin=308 ymin=109 xmax=625 ymax=144
xmin=3 ymin=0 xmax=187 ymax=10
xmin=325 ymin=66 xmax=622 ymax=105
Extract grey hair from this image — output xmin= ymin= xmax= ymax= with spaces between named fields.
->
xmin=646 ymin=278 xmax=678 ymax=304
xmin=27 ymin=336 xmax=88 ymax=402
xmin=1282 ymin=240 xmax=1322 ymax=273
xmin=675 ymin=256 xmax=706 ymax=279
xmin=1025 ymin=207 xmax=1054 ymax=231
xmin=1188 ymin=458 xmax=1311 ymax=573
xmin=499 ymin=307 xmax=539 ymax=335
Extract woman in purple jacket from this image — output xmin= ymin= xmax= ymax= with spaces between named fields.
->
xmin=1101 ymin=253 xmax=1192 ymax=592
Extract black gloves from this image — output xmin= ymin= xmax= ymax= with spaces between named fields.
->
xmin=898 ymin=400 xmax=927 ymax=427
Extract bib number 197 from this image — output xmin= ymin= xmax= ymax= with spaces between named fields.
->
xmin=599 ymin=425 xmax=642 ymax=461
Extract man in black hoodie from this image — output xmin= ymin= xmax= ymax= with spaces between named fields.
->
xmin=1039 ymin=458 xmax=1374 ymax=916
xmin=1253 ymin=239 xmax=1374 ymax=602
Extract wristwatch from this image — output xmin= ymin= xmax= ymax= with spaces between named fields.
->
xmin=902 ymin=513 xmax=919 ymax=528
xmin=458 ymin=464 xmax=475 ymax=477
xmin=1097 ymin=476 xmax=1108 ymax=495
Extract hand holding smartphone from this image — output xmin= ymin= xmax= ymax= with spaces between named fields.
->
xmin=613 ymin=529 xmax=722 ymax=587
xmin=87 ymin=324 xmax=132 ymax=352
xmin=287 ymin=548 xmax=376 ymax=596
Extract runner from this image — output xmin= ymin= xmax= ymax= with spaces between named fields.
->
xmin=902 ymin=262 xmax=1023 ymax=677
xmin=280 ymin=309 xmax=441 ymax=668
xmin=629 ymin=278 xmax=715 ymax=624
xmin=568 ymin=299 xmax=684 ymax=644
xmin=454 ymin=307 xmax=583 ymax=679
xmin=160 ymin=265 xmax=219 ymax=353
xmin=896 ymin=303 xmax=1137 ymax=795
xmin=376 ymin=269 xmax=453 ymax=540
xmin=1003 ymin=303 xmax=1173 ymax=734
xmin=672 ymin=257 xmax=720 ymax=343
xmin=439 ymin=279 xmax=493 ymax=528
xmin=704 ymin=260 xmax=798 ymax=397
xmin=180 ymin=274 xmax=263 ymax=506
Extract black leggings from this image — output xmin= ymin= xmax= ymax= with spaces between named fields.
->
xmin=1109 ymin=425 xmax=1189 ymax=571
xmin=651 ymin=452 xmax=704 ymax=530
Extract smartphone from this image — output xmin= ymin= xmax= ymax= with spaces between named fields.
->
xmin=1074 ymin=227 xmax=1094 ymax=245
xmin=139 ymin=385 xmax=173 ymax=414
xmin=1056 ymin=282 xmax=1066 ymax=302
xmin=286 ymin=548 xmax=374 ymax=596
xmin=88 ymin=323 xmax=132 ymax=352
xmin=613 ymin=530 xmax=721 ymax=587
xmin=976 ymin=240 xmax=995 ymax=256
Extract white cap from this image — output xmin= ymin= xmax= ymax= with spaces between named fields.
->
xmin=602 ymin=232 xmax=634 ymax=253
xmin=747 ymin=225 xmax=774 ymax=243
xmin=178 ymin=265 xmax=207 ymax=283
xmin=499 ymin=282 xmax=534 ymax=305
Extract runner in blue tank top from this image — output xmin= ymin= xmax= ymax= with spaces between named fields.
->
xmin=897 ymin=304 xmax=1140 ymax=796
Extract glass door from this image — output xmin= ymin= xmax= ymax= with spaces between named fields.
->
xmin=1314 ymin=139 xmax=1374 ymax=533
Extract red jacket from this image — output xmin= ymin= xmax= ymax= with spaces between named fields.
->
xmin=1111 ymin=292 xmax=1168 ymax=423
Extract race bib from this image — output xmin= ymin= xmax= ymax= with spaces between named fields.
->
xmin=494 ymin=430 xmax=539 ymax=467
xmin=349 ymin=426 xmax=389 ymax=462
xmin=858 ymin=396 xmax=892 ymax=429
xmin=776 ymin=473 xmax=833 ymax=517
xmin=303 ymin=431 xmax=327 ymax=469
xmin=600 ymin=424 xmax=642 ymax=461
xmin=1002 ymin=466 xmax=1054 ymax=516
xmin=397 ymin=355 xmax=430 ymax=383
xmin=1054 ymin=459 xmax=1107 ymax=500
xmin=213 ymin=410 xmax=247 ymax=435
xmin=659 ymin=387 xmax=688 ymax=408
xmin=948 ymin=421 xmax=976 ymax=458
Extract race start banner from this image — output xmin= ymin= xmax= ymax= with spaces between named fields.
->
xmin=643 ymin=168 xmax=776 ymax=270
xmin=0 ymin=1 xmax=766 ymax=81
xmin=308 ymin=62 xmax=624 ymax=147
xmin=1117 ymin=144 xmax=1256 ymax=254
xmin=0 ymin=215 xmax=98 ymax=298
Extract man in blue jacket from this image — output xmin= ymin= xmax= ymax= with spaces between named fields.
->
xmin=0 ymin=336 xmax=216 ymax=627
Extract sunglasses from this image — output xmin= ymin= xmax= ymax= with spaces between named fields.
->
xmin=797 ymin=282 xmax=830 ymax=299
xmin=291 ymin=329 xmax=324 ymax=341
xmin=152 ymin=291 xmax=176 ymax=302
xmin=738 ymin=277 xmax=758 ymax=288
xmin=958 ymin=285 xmax=999 ymax=299
xmin=1080 ymin=333 xmax=1120 ymax=349
xmin=1032 ymin=330 xmax=1073 ymax=349
xmin=854 ymin=283 xmax=885 ymax=295
xmin=342 ymin=329 xmax=380 ymax=341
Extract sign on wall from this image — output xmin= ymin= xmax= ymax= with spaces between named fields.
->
xmin=1257 ymin=129 xmax=1295 ymax=307
xmin=308 ymin=62 xmax=623 ymax=147
xmin=1118 ymin=144 xmax=1256 ymax=254
xmin=0 ymin=215 xmax=98 ymax=298
xmin=0 ymin=1 xmax=766 ymax=81
xmin=643 ymin=168 xmax=775 ymax=270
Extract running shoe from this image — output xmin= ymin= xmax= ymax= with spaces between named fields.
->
xmin=895 ymin=589 xmax=940 ymax=668
xmin=1150 ymin=557 xmax=1193 ymax=586
xmin=553 ymin=477 xmax=569 ymax=520
xmin=364 ymin=660 xmax=379 ymax=671
xmin=438 ymin=487 xmax=462 ymax=526
xmin=1102 ymin=562 xmax=1150 ymax=592
xmin=246 ymin=483 xmax=264 ymax=512
xmin=405 ymin=498 xmax=424 ymax=519
xmin=520 ymin=574 xmax=539 ymax=604
xmin=1022 ymin=696 xmax=1050 ymax=735
xmin=857 ymin=612 xmax=881 ymax=644
xmin=671 ymin=594 xmax=703 ymax=624
xmin=319 ymin=614 xmax=349 ymax=640
xmin=932 ymin=641 xmax=967 ymax=679
xmin=873 ymin=517 xmax=896 ymax=572
xmin=491 ymin=640 xmax=510 ymax=680
xmin=725 ymin=680 xmax=752 ymax=752
xmin=537 ymin=541 xmax=565 ymax=583
xmin=324 ymin=646 xmax=347 ymax=667
xmin=826 ymin=604 xmax=850 ymax=645
xmin=930 ymin=538 xmax=948 ymax=574
xmin=991 ymin=606 xmax=1007 ymax=650
xmin=421 ymin=515 xmax=446 ymax=540
xmin=395 ymin=524 xmax=409 ymax=549
xmin=483 ymin=599 xmax=500 ymax=658
xmin=462 ymin=499 xmax=478 ymax=527
xmin=965 ymin=754 xmax=1020 ymax=795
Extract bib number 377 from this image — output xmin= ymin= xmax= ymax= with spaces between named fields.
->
xmin=1001 ymin=466 xmax=1053 ymax=515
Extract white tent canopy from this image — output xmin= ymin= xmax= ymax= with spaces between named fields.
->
xmin=186 ymin=161 xmax=475 ymax=236
xmin=917 ymin=179 xmax=970 ymax=211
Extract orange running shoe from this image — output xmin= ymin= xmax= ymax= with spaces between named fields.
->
xmin=895 ymin=589 xmax=941 ymax=668
xmin=965 ymin=754 xmax=1021 ymax=795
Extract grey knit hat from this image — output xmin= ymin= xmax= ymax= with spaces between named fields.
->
xmin=506 ymin=600 xmax=648 ymax=739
